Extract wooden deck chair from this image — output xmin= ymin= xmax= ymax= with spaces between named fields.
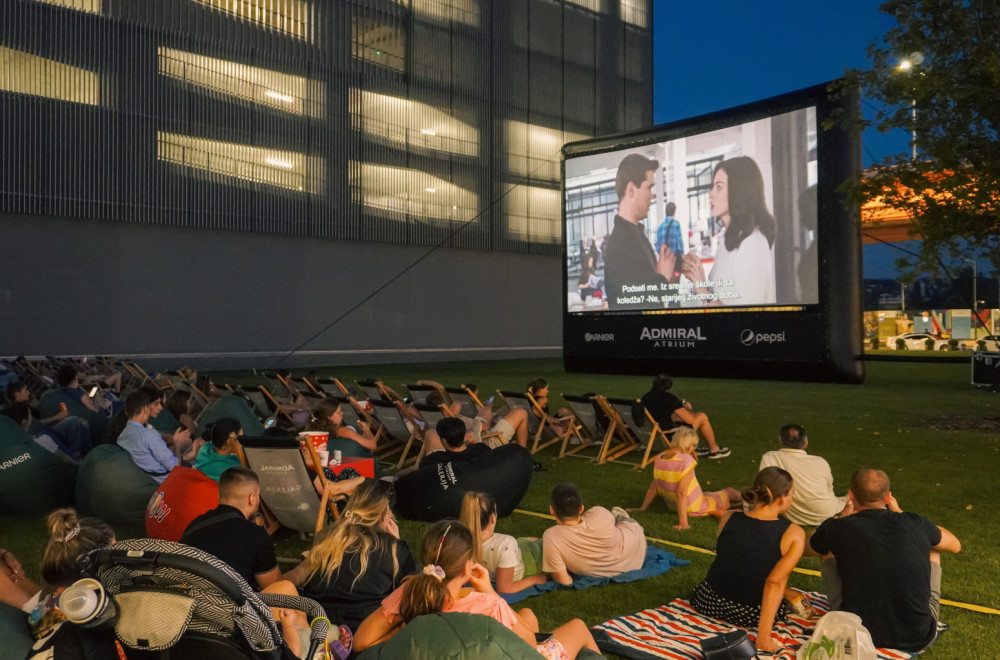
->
xmin=367 ymin=399 xmax=419 ymax=467
xmin=602 ymin=396 xmax=674 ymax=470
xmin=235 ymin=386 xmax=271 ymax=421
xmin=186 ymin=382 xmax=215 ymax=422
xmin=404 ymin=383 xmax=439 ymax=405
xmin=587 ymin=396 xmax=641 ymax=465
xmin=559 ymin=394 xmax=609 ymax=459
xmin=239 ymin=436 xmax=340 ymax=536
xmin=258 ymin=385 xmax=297 ymax=424
xmin=121 ymin=361 xmax=156 ymax=388
xmin=355 ymin=378 xmax=389 ymax=402
xmin=315 ymin=377 xmax=352 ymax=398
xmin=294 ymin=376 xmax=323 ymax=396
xmin=495 ymin=390 xmax=572 ymax=454
xmin=445 ymin=386 xmax=482 ymax=418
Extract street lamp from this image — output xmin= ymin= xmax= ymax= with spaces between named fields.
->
xmin=966 ymin=258 xmax=978 ymax=329
xmin=896 ymin=59 xmax=918 ymax=160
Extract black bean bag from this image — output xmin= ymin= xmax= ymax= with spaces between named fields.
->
xmin=75 ymin=443 xmax=159 ymax=525
xmin=0 ymin=415 xmax=75 ymax=516
xmin=394 ymin=443 xmax=534 ymax=522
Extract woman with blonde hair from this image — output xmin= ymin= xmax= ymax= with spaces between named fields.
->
xmin=355 ymin=520 xmax=598 ymax=659
xmin=285 ymin=479 xmax=414 ymax=631
xmin=460 ymin=491 xmax=546 ymax=595
xmin=630 ymin=426 xmax=740 ymax=529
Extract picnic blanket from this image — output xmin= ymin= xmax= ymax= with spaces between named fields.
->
xmin=501 ymin=546 xmax=689 ymax=605
xmin=591 ymin=591 xmax=947 ymax=660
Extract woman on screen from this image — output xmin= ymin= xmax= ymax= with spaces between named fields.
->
xmin=682 ymin=157 xmax=776 ymax=305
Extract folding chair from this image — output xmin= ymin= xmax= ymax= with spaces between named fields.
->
xmin=258 ymin=384 xmax=297 ymax=424
xmin=315 ymin=376 xmax=353 ymax=398
xmin=355 ymin=378 xmax=390 ymax=402
xmin=293 ymin=375 xmax=323 ymax=395
xmin=367 ymin=399 xmax=421 ymax=468
xmin=559 ymin=394 xmax=609 ymax=459
xmin=445 ymin=386 xmax=482 ymax=418
xmin=240 ymin=435 xmax=340 ymax=536
xmin=235 ymin=386 xmax=271 ymax=421
xmin=404 ymin=383 xmax=439 ymax=405
xmin=602 ymin=396 xmax=676 ymax=470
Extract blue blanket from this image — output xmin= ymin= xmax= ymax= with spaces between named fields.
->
xmin=501 ymin=546 xmax=689 ymax=605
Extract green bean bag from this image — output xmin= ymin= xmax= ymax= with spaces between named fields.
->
xmin=0 ymin=415 xmax=75 ymax=515
xmin=0 ymin=602 xmax=32 ymax=660
xmin=199 ymin=394 xmax=265 ymax=435
xmin=38 ymin=388 xmax=107 ymax=446
xmin=356 ymin=612 xmax=543 ymax=660
xmin=75 ymin=443 xmax=159 ymax=525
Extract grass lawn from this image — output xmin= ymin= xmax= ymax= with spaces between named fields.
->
xmin=3 ymin=358 xmax=999 ymax=657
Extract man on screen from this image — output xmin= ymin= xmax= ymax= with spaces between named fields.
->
xmin=604 ymin=154 xmax=678 ymax=311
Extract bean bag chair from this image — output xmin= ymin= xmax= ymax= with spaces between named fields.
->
xmin=149 ymin=407 xmax=183 ymax=435
xmin=145 ymin=466 xmax=220 ymax=541
xmin=0 ymin=602 xmax=32 ymax=660
xmin=76 ymin=443 xmax=159 ymax=525
xmin=199 ymin=394 xmax=265 ymax=435
xmin=394 ymin=443 xmax=534 ymax=522
xmin=38 ymin=388 xmax=106 ymax=446
xmin=356 ymin=612 xmax=542 ymax=660
xmin=0 ymin=415 xmax=75 ymax=516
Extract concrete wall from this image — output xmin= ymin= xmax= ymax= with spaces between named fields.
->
xmin=0 ymin=215 xmax=563 ymax=369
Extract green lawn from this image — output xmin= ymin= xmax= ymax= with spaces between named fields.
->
xmin=4 ymin=359 xmax=999 ymax=657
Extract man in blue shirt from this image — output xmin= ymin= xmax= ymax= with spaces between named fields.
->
xmin=655 ymin=202 xmax=685 ymax=257
xmin=117 ymin=390 xmax=177 ymax=483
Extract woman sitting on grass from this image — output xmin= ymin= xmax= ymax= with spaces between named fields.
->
xmin=460 ymin=491 xmax=547 ymax=595
xmin=354 ymin=520 xmax=599 ymax=659
xmin=630 ymin=426 xmax=740 ymax=529
xmin=690 ymin=467 xmax=806 ymax=653
xmin=285 ymin=480 xmax=415 ymax=632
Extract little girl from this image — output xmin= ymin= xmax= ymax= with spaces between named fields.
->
xmin=631 ymin=427 xmax=740 ymax=529
xmin=460 ymin=491 xmax=547 ymax=595
xmin=353 ymin=520 xmax=598 ymax=659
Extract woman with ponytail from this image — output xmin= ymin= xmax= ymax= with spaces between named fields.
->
xmin=690 ymin=467 xmax=806 ymax=653
xmin=304 ymin=399 xmax=376 ymax=460
xmin=459 ymin=492 xmax=547 ymax=594
xmin=354 ymin=520 xmax=598 ymax=659
xmin=285 ymin=480 xmax=415 ymax=631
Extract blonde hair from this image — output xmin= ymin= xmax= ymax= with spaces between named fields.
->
xmin=399 ymin=521 xmax=474 ymax=623
xmin=459 ymin=491 xmax=496 ymax=564
xmin=41 ymin=508 xmax=114 ymax=588
xmin=302 ymin=480 xmax=398 ymax=589
xmin=669 ymin=426 xmax=699 ymax=453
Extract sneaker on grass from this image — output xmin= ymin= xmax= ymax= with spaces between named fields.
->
xmin=694 ymin=445 xmax=711 ymax=457
xmin=707 ymin=447 xmax=731 ymax=459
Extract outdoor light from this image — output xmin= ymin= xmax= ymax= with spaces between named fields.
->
xmin=265 ymin=157 xmax=294 ymax=169
xmin=265 ymin=90 xmax=295 ymax=103
xmin=897 ymin=59 xmax=912 ymax=71
xmin=420 ymin=129 xmax=437 ymax=136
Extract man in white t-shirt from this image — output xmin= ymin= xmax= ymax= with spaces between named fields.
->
xmin=542 ymin=482 xmax=647 ymax=584
xmin=759 ymin=424 xmax=848 ymax=526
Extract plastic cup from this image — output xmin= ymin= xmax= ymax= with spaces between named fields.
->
xmin=317 ymin=450 xmax=330 ymax=466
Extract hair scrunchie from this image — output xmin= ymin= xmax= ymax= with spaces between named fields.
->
xmin=422 ymin=565 xmax=445 ymax=581
xmin=57 ymin=524 xmax=81 ymax=543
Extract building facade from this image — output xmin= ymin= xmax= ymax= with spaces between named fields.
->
xmin=0 ymin=0 xmax=652 ymax=365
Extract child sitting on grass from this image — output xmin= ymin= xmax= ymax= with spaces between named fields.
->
xmin=630 ymin=427 xmax=740 ymax=530
xmin=460 ymin=491 xmax=547 ymax=595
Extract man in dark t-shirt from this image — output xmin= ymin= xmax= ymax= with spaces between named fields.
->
xmin=180 ymin=466 xmax=280 ymax=591
xmin=419 ymin=417 xmax=491 ymax=468
xmin=640 ymin=374 xmax=729 ymax=459
xmin=807 ymin=468 xmax=961 ymax=651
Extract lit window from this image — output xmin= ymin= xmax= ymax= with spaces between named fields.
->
xmin=506 ymin=121 xmax=588 ymax=180
xmin=158 ymin=48 xmax=324 ymax=118
xmin=157 ymin=132 xmax=324 ymax=194
xmin=564 ymin=0 xmax=600 ymax=12
xmin=619 ymin=0 xmax=649 ymax=27
xmin=0 ymin=46 xmax=99 ymax=105
xmin=189 ymin=0 xmax=313 ymax=41
xmin=31 ymin=0 xmax=101 ymax=13
xmin=352 ymin=90 xmax=479 ymax=157
xmin=412 ymin=0 xmax=479 ymax=27
xmin=351 ymin=163 xmax=478 ymax=222
xmin=507 ymin=186 xmax=561 ymax=242
xmin=353 ymin=17 xmax=406 ymax=72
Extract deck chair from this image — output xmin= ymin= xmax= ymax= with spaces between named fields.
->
xmin=367 ymin=399 xmax=420 ymax=468
xmin=404 ymin=383 xmax=439 ymax=405
xmin=496 ymin=390 xmax=574 ymax=454
xmin=293 ymin=375 xmax=323 ymax=395
xmin=239 ymin=435 xmax=340 ymax=536
xmin=355 ymin=378 xmax=390 ymax=402
xmin=235 ymin=386 xmax=271 ymax=421
xmin=258 ymin=385 xmax=298 ymax=424
xmin=602 ymin=396 xmax=675 ymax=469
xmin=445 ymin=386 xmax=482 ymax=418
xmin=559 ymin=394 xmax=608 ymax=459
xmin=315 ymin=376 xmax=352 ymax=398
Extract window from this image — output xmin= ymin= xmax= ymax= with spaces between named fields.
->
xmin=351 ymin=163 xmax=478 ymax=223
xmin=0 ymin=46 xmax=99 ymax=105
xmin=507 ymin=121 xmax=588 ymax=181
xmin=352 ymin=90 xmax=479 ymax=157
xmin=507 ymin=185 xmax=561 ymax=242
xmin=158 ymin=48 xmax=324 ymax=118
xmin=352 ymin=16 xmax=406 ymax=72
xmin=189 ymin=0 xmax=313 ymax=41
xmin=32 ymin=0 xmax=101 ymax=13
xmin=619 ymin=0 xmax=649 ymax=27
xmin=412 ymin=0 xmax=479 ymax=28
xmin=157 ymin=132 xmax=324 ymax=194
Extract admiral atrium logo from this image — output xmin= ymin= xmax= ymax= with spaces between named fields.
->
xmin=639 ymin=326 xmax=706 ymax=348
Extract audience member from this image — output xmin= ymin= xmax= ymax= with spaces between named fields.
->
xmin=630 ymin=427 xmax=739 ymax=529
xmin=0 ymin=544 xmax=40 ymax=609
xmin=759 ymin=424 xmax=848 ymax=526
xmin=542 ymin=482 xmax=646 ymax=584
xmin=55 ymin=365 xmax=103 ymax=414
xmin=354 ymin=520 xmax=599 ymax=659
xmin=641 ymin=374 xmax=730 ymax=458
xmin=806 ymin=468 xmax=961 ymax=651
xmin=286 ymin=480 xmax=416 ymax=632
xmin=690 ymin=467 xmax=806 ymax=654
xmin=164 ymin=389 xmax=198 ymax=436
xmin=305 ymin=399 xmax=377 ymax=459
xmin=420 ymin=416 xmax=492 ymax=466
xmin=116 ymin=391 xmax=178 ymax=483
xmin=526 ymin=378 xmax=572 ymax=437
xmin=425 ymin=390 xmax=529 ymax=449
xmin=460 ymin=491 xmax=547 ymax=595
xmin=3 ymin=383 xmax=92 ymax=458
xmin=194 ymin=417 xmax=244 ymax=481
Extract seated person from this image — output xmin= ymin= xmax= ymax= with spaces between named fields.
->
xmin=630 ymin=427 xmax=740 ymax=529
xmin=806 ymin=468 xmax=961 ymax=651
xmin=641 ymin=374 xmax=730 ymax=459
xmin=354 ymin=520 xmax=599 ymax=659
xmin=425 ymin=390 xmax=528 ymax=448
xmin=759 ymin=424 xmax=847 ymax=526
xmin=55 ymin=365 xmax=104 ymax=415
xmin=461 ymin=491 xmax=547 ymax=595
xmin=526 ymin=378 xmax=572 ymax=436
xmin=305 ymin=400 xmax=377 ymax=460
xmin=542 ymin=482 xmax=647 ymax=584
xmin=164 ymin=389 xmax=199 ymax=438
xmin=420 ymin=417 xmax=492 ymax=467
xmin=194 ymin=418 xmax=244 ymax=481
xmin=285 ymin=480 xmax=416 ymax=632
xmin=141 ymin=386 xmax=194 ymax=461
xmin=0 ymin=544 xmax=40 ymax=609
xmin=116 ymin=390 xmax=178 ymax=483
xmin=4 ymin=403 xmax=80 ymax=465
xmin=3 ymin=382 xmax=91 ymax=458
xmin=690 ymin=467 xmax=805 ymax=654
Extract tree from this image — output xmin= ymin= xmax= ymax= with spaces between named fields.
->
xmin=834 ymin=0 xmax=1000 ymax=278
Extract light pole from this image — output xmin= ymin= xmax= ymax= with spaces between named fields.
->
xmin=897 ymin=59 xmax=918 ymax=160
xmin=966 ymin=258 xmax=978 ymax=329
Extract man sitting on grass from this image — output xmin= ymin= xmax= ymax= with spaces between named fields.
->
xmin=542 ymin=482 xmax=647 ymax=584
xmin=759 ymin=423 xmax=847 ymax=526
xmin=641 ymin=374 xmax=729 ymax=459
xmin=806 ymin=468 xmax=961 ymax=651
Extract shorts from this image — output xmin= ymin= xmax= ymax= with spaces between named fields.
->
xmin=490 ymin=418 xmax=515 ymax=443
xmin=536 ymin=637 xmax=570 ymax=660
xmin=690 ymin=579 xmax=788 ymax=630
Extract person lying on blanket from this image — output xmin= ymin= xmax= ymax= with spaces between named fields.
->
xmin=689 ymin=467 xmax=807 ymax=654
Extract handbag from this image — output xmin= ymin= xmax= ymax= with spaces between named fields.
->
xmin=700 ymin=630 xmax=758 ymax=660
